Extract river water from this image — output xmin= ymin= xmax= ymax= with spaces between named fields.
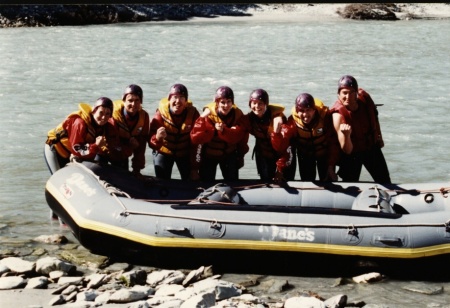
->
xmin=0 ymin=16 xmax=449 ymax=306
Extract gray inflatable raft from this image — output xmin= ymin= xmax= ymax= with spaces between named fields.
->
xmin=45 ymin=161 xmax=450 ymax=260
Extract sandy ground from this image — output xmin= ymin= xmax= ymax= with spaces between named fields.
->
xmin=189 ymin=3 xmax=450 ymax=22
xmin=1 ymin=4 xmax=449 ymax=307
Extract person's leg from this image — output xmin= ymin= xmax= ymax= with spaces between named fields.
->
xmin=110 ymin=159 xmax=129 ymax=171
xmin=337 ymin=153 xmax=362 ymax=182
xmin=298 ymin=155 xmax=317 ymax=181
xmin=316 ymin=156 xmax=329 ymax=182
xmin=175 ymin=156 xmax=191 ymax=180
xmin=153 ymin=151 xmax=174 ymax=179
xmin=44 ymin=144 xmax=68 ymax=175
xmin=44 ymin=144 xmax=68 ymax=223
xmin=220 ymin=151 xmax=239 ymax=181
xmin=199 ymin=159 xmax=218 ymax=181
xmin=255 ymin=151 xmax=277 ymax=181
xmin=363 ymin=147 xmax=392 ymax=184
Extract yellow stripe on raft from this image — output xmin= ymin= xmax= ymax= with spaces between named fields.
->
xmin=46 ymin=181 xmax=450 ymax=259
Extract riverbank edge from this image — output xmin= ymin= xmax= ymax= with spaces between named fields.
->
xmin=1 ymin=3 xmax=450 ymax=28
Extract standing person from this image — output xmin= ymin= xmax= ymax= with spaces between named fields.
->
xmin=44 ymin=97 xmax=128 ymax=222
xmin=330 ymin=75 xmax=391 ymax=183
xmin=149 ymin=84 xmax=200 ymax=180
xmin=235 ymin=88 xmax=293 ymax=182
xmin=112 ymin=84 xmax=150 ymax=177
xmin=44 ymin=97 xmax=127 ymax=175
xmin=272 ymin=93 xmax=339 ymax=182
xmin=190 ymin=86 xmax=249 ymax=181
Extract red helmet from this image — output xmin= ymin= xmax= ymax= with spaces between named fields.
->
xmin=295 ymin=93 xmax=315 ymax=110
xmin=214 ymin=86 xmax=234 ymax=103
xmin=93 ymin=97 xmax=113 ymax=112
xmin=122 ymin=84 xmax=143 ymax=101
xmin=168 ymin=84 xmax=188 ymax=100
xmin=338 ymin=75 xmax=358 ymax=93
xmin=249 ymin=88 xmax=269 ymax=106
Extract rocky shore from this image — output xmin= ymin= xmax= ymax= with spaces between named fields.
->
xmin=1 ymin=3 xmax=449 ymax=28
xmin=1 ymin=233 xmax=447 ymax=307
xmin=0 ymin=234 xmax=361 ymax=307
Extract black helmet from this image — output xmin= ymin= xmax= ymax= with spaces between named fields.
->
xmin=249 ymin=88 xmax=269 ymax=106
xmin=214 ymin=86 xmax=234 ymax=103
xmin=168 ymin=84 xmax=188 ymax=100
xmin=295 ymin=93 xmax=315 ymax=110
xmin=338 ymin=75 xmax=358 ymax=93
xmin=93 ymin=97 xmax=113 ymax=112
xmin=122 ymin=84 xmax=143 ymax=101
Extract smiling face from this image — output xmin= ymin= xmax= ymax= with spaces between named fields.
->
xmin=250 ymin=99 xmax=267 ymax=118
xmin=296 ymin=106 xmax=316 ymax=125
xmin=92 ymin=106 xmax=112 ymax=126
xmin=338 ymin=87 xmax=358 ymax=111
xmin=169 ymin=94 xmax=187 ymax=115
xmin=123 ymin=93 xmax=142 ymax=116
xmin=216 ymin=98 xmax=233 ymax=116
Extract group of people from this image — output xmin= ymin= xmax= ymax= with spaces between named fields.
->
xmin=44 ymin=75 xmax=391 ymax=187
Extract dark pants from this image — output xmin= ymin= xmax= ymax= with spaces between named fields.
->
xmin=337 ymin=146 xmax=391 ymax=184
xmin=255 ymin=151 xmax=295 ymax=182
xmin=153 ymin=151 xmax=191 ymax=180
xmin=110 ymin=159 xmax=129 ymax=171
xmin=297 ymin=154 xmax=328 ymax=182
xmin=199 ymin=151 xmax=239 ymax=181
xmin=44 ymin=144 xmax=69 ymax=175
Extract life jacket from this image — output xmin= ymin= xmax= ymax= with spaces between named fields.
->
xmin=331 ymin=88 xmax=384 ymax=152
xmin=290 ymin=98 xmax=329 ymax=158
xmin=158 ymin=98 xmax=197 ymax=157
xmin=203 ymin=102 xmax=244 ymax=158
xmin=46 ymin=103 xmax=96 ymax=159
xmin=112 ymin=100 xmax=147 ymax=139
xmin=249 ymin=104 xmax=285 ymax=159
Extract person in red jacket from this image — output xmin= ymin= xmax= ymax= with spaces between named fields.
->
xmin=112 ymin=84 xmax=150 ymax=177
xmin=272 ymin=93 xmax=339 ymax=182
xmin=44 ymin=97 xmax=128 ymax=222
xmin=190 ymin=86 xmax=249 ymax=181
xmin=45 ymin=97 xmax=128 ymax=175
xmin=235 ymin=88 xmax=294 ymax=182
xmin=149 ymin=84 xmax=200 ymax=180
xmin=330 ymin=75 xmax=391 ymax=183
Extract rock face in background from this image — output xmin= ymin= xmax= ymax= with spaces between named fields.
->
xmin=0 ymin=4 xmax=257 ymax=27
xmin=337 ymin=3 xmax=399 ymax=20
xmin=0 ymin=3 xmax=428 ymax=27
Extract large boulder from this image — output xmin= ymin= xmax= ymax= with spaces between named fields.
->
xmin=337 ymin=3 xmax=398 ymax=20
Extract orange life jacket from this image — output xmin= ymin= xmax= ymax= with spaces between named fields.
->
xmin=249 ymin=104 xmax=285 ymax=159
xmin=290 ymin=98 xmax=329 ymax=158
xmin=158 ymin=98 xmax=197 ymax=157
xmin=202 ymin=102 xmax=244 ymax=158
xmin=112 ymin=100 xmax=148 ymax=139
xmin=46 ymin=103 xmax=96 ymax=158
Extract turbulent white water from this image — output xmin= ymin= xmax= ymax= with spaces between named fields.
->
xmin=0 ymin=18 xmax=449 ymax=306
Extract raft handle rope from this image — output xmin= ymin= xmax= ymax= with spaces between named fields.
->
xmin=445 ymin=220 xmax=450 ymax=232
xmin=347 ymin=224 xmax=358 ymax=236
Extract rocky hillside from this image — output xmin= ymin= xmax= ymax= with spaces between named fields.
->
xmin=0 ymin=4 xmax=445 ymax=28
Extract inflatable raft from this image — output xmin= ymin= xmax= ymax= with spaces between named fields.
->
xmin=45 ymin=161 xmax=450 ymax=260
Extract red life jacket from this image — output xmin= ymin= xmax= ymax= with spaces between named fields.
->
xmin=331 ymin=88 xmax=384 ymax=152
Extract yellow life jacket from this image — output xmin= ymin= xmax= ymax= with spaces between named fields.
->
xmin=203 ymin=102 xmax=244 ymax=158
xmin=250 ymin=104 xmax=285 ymax=159
xmin=158 ymin=98 xmax=197 ymax=157
xmin=290 ymin=98 xmax=328 ymax=157
xmin=112 ymin=100 xmax=147 ymax=139
xmin=46 ymin=103 xmax=96 ymax=158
